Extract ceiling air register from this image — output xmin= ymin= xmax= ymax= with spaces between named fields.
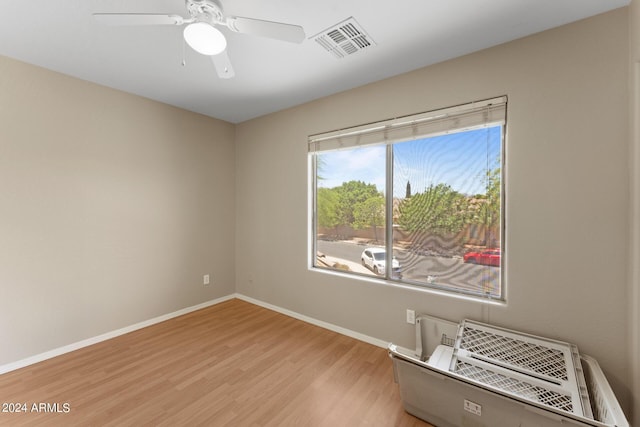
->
xmin=313 ymin=17 xmax=375 ymax=59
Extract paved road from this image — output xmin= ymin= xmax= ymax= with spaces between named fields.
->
xmin=317 ymin=240 xmax=364 ymax=262
xmin=317 ymin=240 xmax=500 ymax=297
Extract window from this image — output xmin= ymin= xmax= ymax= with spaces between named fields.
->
xmin=310 ymin=97 xmax=506 ymax=300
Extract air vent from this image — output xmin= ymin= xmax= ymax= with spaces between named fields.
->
xmin=312 ymin=17 xmax=376 ymax=59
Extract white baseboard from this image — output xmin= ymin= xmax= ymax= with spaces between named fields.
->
xmin=0 ymin=294 xmax=236 ymax=375
xmin=235 ymin=293 xmax=390 ymax=349
xmin=0 ymin=293 xmax=389 ymax=375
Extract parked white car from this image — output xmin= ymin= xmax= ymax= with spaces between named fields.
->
xmin=361 ymin=247 xmax=401 ymax=277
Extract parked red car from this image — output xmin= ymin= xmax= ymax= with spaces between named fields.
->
xmin=463 ymin=249 xmax=501 ymax=267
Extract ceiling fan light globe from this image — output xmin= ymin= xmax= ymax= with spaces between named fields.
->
xmin=183 ymin=22 xmax=226 ymax=55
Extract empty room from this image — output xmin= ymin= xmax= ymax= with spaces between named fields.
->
xmin=1 ymin=0 xmax=639 ymax=426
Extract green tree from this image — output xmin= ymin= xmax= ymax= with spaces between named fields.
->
xmin=316 ymin=155 xmax=327 ymax=181
xmin=353 ymin=195 xmax=385 ymax=242
xmin=317 ymin=187 xmax=340 ymax=231
xmin=398 ymin=183 xmax=470 ymax=235
xmin=334 ymin=180 xmax=381 ymax=227
xmin=470 ymin=166 xmax=501 ymax=246
xmin=482 ymin=166 xmax=501 ymax=228
xmin=405 ymin=181 xmax=412 ymax=198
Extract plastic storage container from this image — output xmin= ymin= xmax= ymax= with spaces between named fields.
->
xmin=388 ymin=316 xmax=629 ymax=427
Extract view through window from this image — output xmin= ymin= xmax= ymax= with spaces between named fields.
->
xmin=310 ymin=97 xmax=506 ymax=300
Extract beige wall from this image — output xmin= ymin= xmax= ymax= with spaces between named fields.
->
xmin=236 ymin=8 xmax=632 ymax=415
xmin=0 ymin=55 xmax=236 ymax=366
xmin=630 ymin=0 xmax=640 ymax=424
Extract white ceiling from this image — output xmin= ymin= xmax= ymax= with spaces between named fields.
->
xmin=0 ymin=0 xmax=629 ymax=123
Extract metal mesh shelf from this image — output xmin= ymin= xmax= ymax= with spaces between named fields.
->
xmin=454 ymin=360 xmax=574 ymax=412
xmin=458 ymin=324 xmax=568 ymax=380
xmin=390 ymin=315 xmax=629 ymax=426
xmin=449 ymin=320 xmax=593 ymax=419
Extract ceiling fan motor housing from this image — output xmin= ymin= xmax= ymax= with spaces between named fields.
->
xmin=186 ymin=0 xmax=224 ymax=24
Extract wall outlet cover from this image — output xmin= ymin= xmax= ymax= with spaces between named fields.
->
xmin=406 ymin=309 xmax=415 ymax=324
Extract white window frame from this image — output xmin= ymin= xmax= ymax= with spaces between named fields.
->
xmin=309 ymin=96 xmax=507 ymax=301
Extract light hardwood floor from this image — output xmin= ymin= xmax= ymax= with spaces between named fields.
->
xmin=0 ymin=298 xmax=433 ymax=426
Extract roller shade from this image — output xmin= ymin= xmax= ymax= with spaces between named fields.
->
xmin=309 ymin=96 xmax=507 ymax=152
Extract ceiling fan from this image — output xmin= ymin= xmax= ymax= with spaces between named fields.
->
xmin=93 ymin=0 xmax=306 ymax=79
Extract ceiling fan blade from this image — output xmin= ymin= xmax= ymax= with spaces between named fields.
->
xmin=211 ymin=50 xmax=235 ymax=79
xmin=93 ymin=13 xmax=186 ymax=26
xmin=226 ymin=16 xmax=305 ymax=43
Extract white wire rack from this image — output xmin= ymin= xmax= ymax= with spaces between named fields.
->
xmin=449 ymin=320 xmax=593 ymax=419
xmin=389 ymin=315 xmax=629 ymax=427
xmin=449 ymin=320 xmax=593 ymax=418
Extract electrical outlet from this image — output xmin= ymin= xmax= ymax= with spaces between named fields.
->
xmin=406 ymin=309 xmax=415 ymax=324
xmin=203 ymin=274 xmax=210 ymax=286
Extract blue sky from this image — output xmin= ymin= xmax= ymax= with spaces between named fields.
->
xmin=317 ymin=126 xmax=502 ymax=197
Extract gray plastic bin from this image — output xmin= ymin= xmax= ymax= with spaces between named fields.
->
xmin=389 ymin=316 xmax=628 ymax=427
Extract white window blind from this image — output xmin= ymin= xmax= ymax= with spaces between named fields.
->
xmin=309 ymin=96 xmax=507 ymax=152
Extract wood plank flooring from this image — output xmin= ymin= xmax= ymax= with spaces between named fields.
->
xmin=0 ymin=299 xmax=433 ymax=426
